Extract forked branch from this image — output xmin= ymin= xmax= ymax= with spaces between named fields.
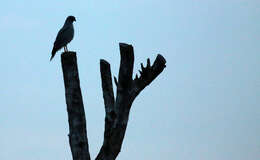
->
xmin=96 ymin=43 xmax=166 ymax=160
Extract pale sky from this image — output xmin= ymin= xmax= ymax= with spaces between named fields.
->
xmin=0 ymin=0 xmax=259 ymax=160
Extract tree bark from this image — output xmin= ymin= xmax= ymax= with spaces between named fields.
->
xmin=96 ymin=43 xmax=166 ymax=160
xmin=61 ymin=52 xmax=91 ymax=160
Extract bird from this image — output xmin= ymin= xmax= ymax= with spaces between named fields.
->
xmin=50 ymin=16 xmax=76 ymax=61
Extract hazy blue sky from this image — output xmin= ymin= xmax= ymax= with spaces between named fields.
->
xmin=0 ymin=0 xmax=259 ymax=160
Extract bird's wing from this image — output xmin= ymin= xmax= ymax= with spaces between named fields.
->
xmin=50 ymin=24 xmax=74 ymax=61
xmin=54 ymin=25 xmax=73 ymax=48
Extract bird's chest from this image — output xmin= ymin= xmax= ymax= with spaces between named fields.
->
xmin=67 ymin=26 xmax=74 ymax=40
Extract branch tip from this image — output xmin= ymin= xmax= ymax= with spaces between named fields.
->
xmin=61 ymin=52 xmax=77 ymax=60
xmin=100 ymin=59 xmax=110 ymax=65
xmin=139 ymin=70 xmax=142 ymax=75
xmin=61 ymin=51 xmax=76 ymax=54
xmin=141 ymin=63 xmax=145 ymax=70
xmin=135 ymin=74 xmax=138 ymax=80
xmin=114 ymin=76 xmax=118 ymax=86
xmin=147 ymin=58 xmax=151 ymax=67
xmin=156 ymin=54 xmax=166 ymax=64
xmin=119 ymin=43 xmax=132 ymax=48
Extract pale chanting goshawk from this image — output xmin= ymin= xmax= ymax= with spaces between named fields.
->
xmin=50 ymin=16 xmax=76 ymax=61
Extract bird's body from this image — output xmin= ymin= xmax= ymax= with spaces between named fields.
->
xmin=50 ymin=16 xmax=76 ymax=61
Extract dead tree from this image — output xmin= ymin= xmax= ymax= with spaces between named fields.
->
xmin=61 ymin=43 xmax=166 ymax=160
xmin=61 ymin=53 xmax=91 ymax=160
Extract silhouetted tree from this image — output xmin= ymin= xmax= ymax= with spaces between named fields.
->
xmin=61 ymin=43 xmax=166 ymax=160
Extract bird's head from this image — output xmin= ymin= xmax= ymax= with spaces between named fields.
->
xmin=66 ymin=16 xmax=76 ymax=24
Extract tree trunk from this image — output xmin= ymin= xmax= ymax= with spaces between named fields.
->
xmin=61 ymin=52 xmax=91 ymax=160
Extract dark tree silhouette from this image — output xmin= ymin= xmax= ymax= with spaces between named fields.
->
xmin=61 ymin=43 xmax=166 ymax=160
xmin=61 ymin=53 xmax=91 ymax=160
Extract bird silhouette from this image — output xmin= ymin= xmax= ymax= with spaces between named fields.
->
xmin=50 ymin=16 xmax=76 ymax=61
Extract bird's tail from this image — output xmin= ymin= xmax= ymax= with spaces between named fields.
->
xmin=50 ymin=47 xmax=57 ymax=61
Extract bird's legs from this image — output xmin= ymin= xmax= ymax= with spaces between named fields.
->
xmin=64 ymin=46 xmax=68 ymax=52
